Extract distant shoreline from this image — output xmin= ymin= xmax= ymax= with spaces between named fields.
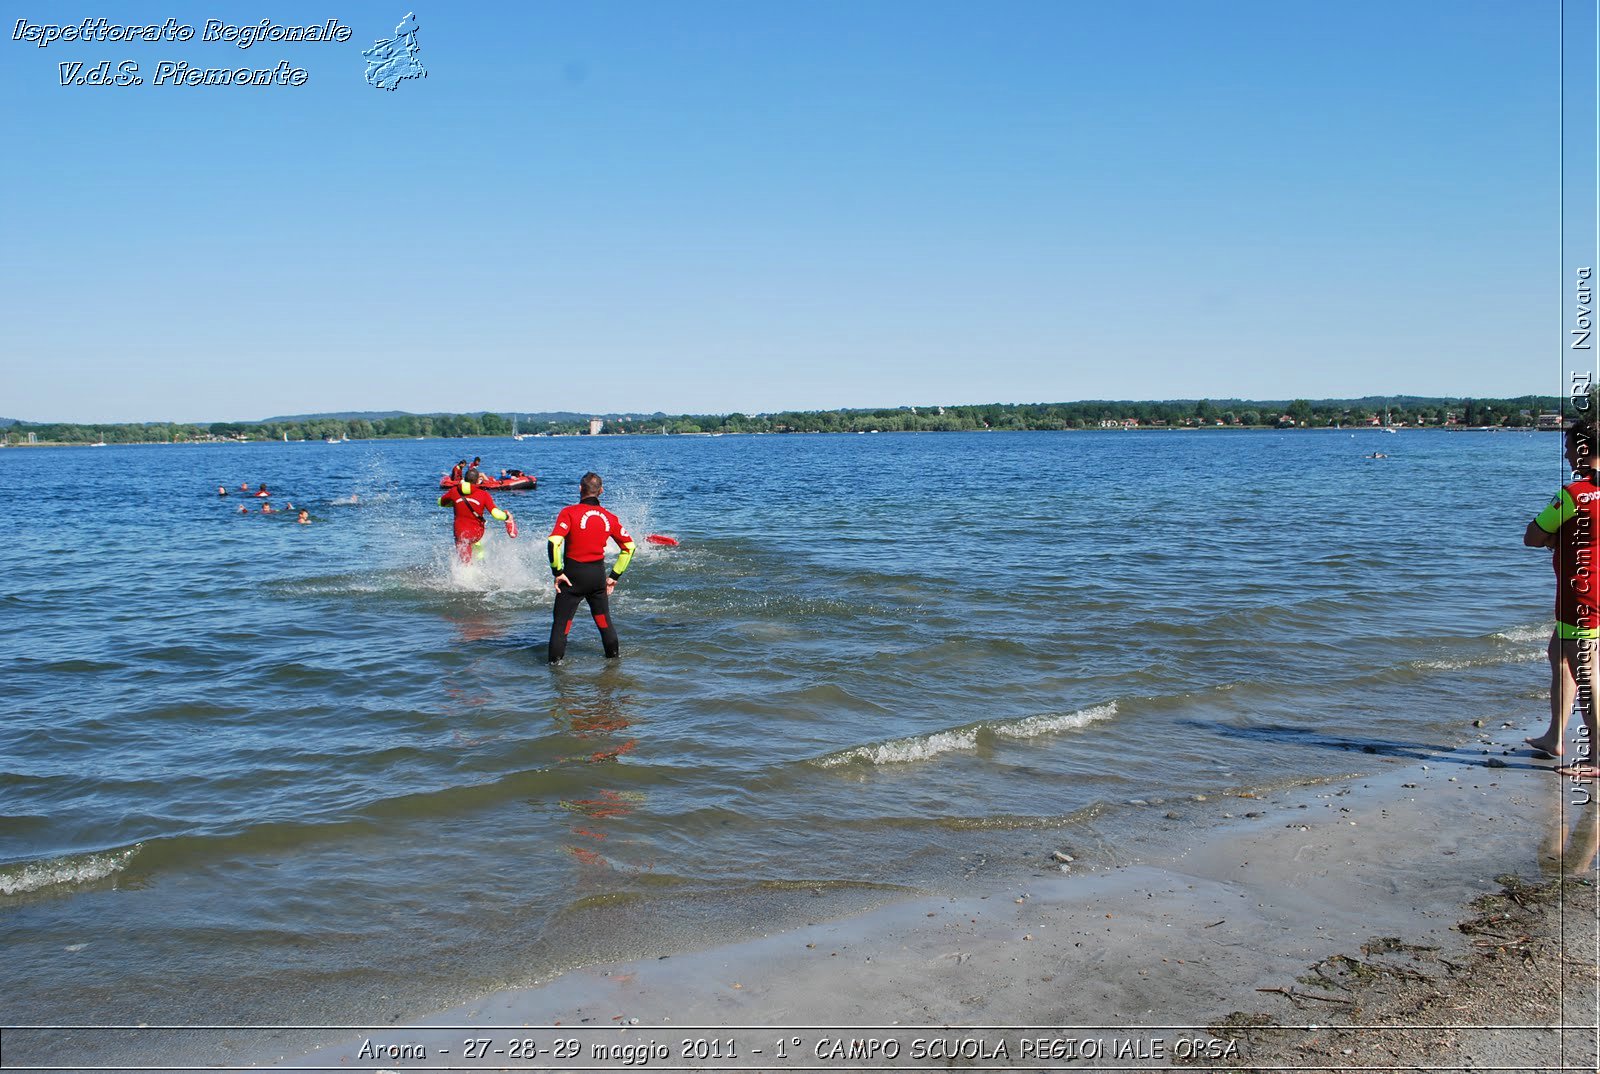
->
xmin=0 ymin=424 xmax=1553 ymax=449
xmin=0 ymin=392 xmax=1575 ymax=446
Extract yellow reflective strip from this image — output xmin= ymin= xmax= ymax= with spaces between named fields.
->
xmin=1558 ymin=621 xmax=1600 ymax=640
xmin=548 ymin=534 xmax=566 ymax=571
xmin=1536 ymin=489 xmax=1579 ymax=533
xmin=612 ymin=539 xmax=636 ymax=576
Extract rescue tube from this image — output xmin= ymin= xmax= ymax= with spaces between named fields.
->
xmin=645 ymin=534 xmax=678 ymax=547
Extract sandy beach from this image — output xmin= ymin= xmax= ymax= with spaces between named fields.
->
xmin=212 ymin=719 xmax=1596 ymax=1072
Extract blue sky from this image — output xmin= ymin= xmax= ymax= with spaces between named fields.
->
xmin=0 ymin=1 xmax=1571 ymax=422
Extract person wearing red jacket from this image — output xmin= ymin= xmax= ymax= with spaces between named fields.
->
xmin=547 ymin=472 xmax=636 ymax=663
xmin=439 ymin=469 xmax=512 ymax=564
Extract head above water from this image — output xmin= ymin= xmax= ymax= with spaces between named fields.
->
xmin=465 ymin=469 xmax=484 ymax=485
xmin=580 ymin=472 xmax=603 ymax=499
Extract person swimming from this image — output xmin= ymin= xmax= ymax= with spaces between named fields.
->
xmin=238 ymin=505 xmax=250 ymax=514
xmin=261 ymin=503 xmax=276 ymax=514
xmin=297 ymin=509 xmax=311 ymax=525
xmin=218 ymin=486 xmax=228 ymax=497
xmin=254 ymin=483 xmax=270 ymax=498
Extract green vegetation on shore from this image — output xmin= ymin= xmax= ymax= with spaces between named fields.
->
xmin=1 ymin=394 xmax=1574 ymax=445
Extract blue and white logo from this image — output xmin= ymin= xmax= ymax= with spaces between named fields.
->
xmin=363 ymin=12 xmax=425 ymax=91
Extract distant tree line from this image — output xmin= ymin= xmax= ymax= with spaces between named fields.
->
xmin=2 ymin=395 xmax=1580 ymax=445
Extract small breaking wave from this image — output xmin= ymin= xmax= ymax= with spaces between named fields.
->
xmin=1491 ymin=624 xmax=1549 ymax=645
xmin=991 ymin=701 xmax=1118 ymax=739
xmin=814 ymin=702 xmax=1118 ymax=768
xmin=0 ymin=845 xmax=140 ymax=897
xmin=1409 ymin=652 xmax=1543 ymax=672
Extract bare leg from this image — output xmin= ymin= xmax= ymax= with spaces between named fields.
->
xmin=1570 ymin=637 xmax=1598 ymax=766
xmin=1527 ymin=632 xmax=1573 ymax=757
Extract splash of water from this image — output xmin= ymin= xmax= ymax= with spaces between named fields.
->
xmin=0 ymin=846 xmax=141 ymax=897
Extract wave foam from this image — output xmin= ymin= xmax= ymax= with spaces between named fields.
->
xmin=1412 ymin=652 xmax=1543 ymax=671
xmin=1492 ymin=625 xmax=1550 ymax=645
xmin=815 ymin=702 xmax=1118 ymax=768
xmin=991 ymin=701 xmax=1118 ymax=739
xmin=0 ymin=846 xmax=140 ymax=896
xmin=819 ymin=729 xmax=980 ymax=767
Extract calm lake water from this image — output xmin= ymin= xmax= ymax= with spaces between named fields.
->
xmin=0 ymin=429 xmax=1570 ymax=1035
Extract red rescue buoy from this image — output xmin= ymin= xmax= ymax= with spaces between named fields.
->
xmin=646 ymin=534 xmax=678 ymax=547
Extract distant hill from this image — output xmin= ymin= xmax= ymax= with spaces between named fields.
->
xmin=254 ymin=410 xmax=415 ymax=423
xmin=0 ymin=417 xmax=17 ymax=428
xmin=251 ymin=410 xmax=649 ymax=425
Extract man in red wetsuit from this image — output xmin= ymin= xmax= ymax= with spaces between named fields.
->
xmin=439 ymin=469 xmax=512 ymax=564
xmin=547 ymin=472 xmax=636 ymax=663
xmin=1525 ymin=420 xmax=1600 ymax=775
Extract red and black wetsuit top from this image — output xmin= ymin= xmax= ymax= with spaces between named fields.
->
xmin=440 ymin=483 xmax=501 ymax=540
xmin=548 ymin=498 xmax=634 ymax=572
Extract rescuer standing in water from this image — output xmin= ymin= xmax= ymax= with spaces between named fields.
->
xmin=547 ymin=472 xmax=635 ymax=664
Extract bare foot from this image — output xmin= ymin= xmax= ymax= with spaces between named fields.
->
xmin=1525 ymin=734 xmax=1564 ymax=759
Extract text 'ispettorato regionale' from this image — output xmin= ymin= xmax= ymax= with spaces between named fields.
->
xmin=13 ymin=18 xmax=354 ymax=87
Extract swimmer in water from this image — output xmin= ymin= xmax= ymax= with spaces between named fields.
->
xmin=254 ymin=483 xmax=270 ymax=498
xmin=239 ymin=482 xmax=249 ymax=492
xmin=297 ymin=509 xmax=311 ymax=525
xmin=261 ymin=503 xmax=276 ymax=514
xmin=238 ymin=505 xmax=250 ymax=514
xmin=218 ymin=486 xmax=228 ymax=497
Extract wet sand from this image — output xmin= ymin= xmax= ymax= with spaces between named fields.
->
xmin=235 ymin=719 xmax=1598 ymax=1071
xmin=28 ymin=720 xmax=1587 ymax=1072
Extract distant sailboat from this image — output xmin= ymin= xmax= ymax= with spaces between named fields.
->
xmin=513 ymin=414 xmax=532 ymax=441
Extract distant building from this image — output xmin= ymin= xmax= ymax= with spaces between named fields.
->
xmin=1537 ymin=412 xmax=1565 ymax=430
xmin=588 ymin=417 xmax=604 ymax=436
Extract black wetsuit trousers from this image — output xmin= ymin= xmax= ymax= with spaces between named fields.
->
xmin=549 ymin=560 xmax=618 ymax=662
